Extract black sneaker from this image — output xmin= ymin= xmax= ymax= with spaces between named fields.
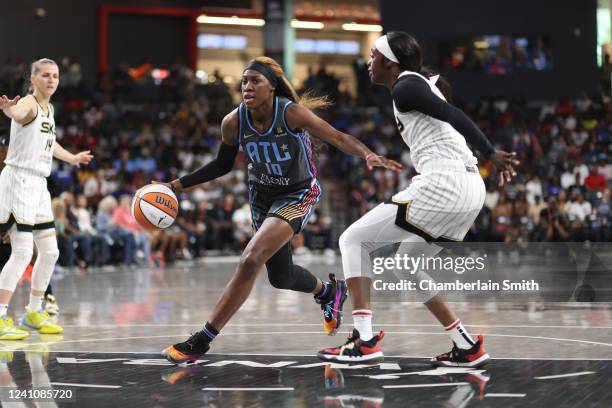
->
xmin=162 ymin=332 xmax=211 ymax=364
xmin=314 ymin=274 xmax=348 ymax=335
xmin=431 ymin=335 xmax=490 ymax=367
xmin=317 ymin=329 xmax=385 ymax=363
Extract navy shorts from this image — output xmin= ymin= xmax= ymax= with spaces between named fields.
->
xmin=249 ymin=180 xmax=322 ymax=233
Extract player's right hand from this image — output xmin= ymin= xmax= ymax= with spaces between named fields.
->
xmin=152 ymin=179 xmax=183 ymax=194
xmin=0 ymin=95 xmax=20 ymax=110
xmin=490 ymin=150 xmax=519 ymax=187
xmin=0 ymin=232 xmax=9 ymax=245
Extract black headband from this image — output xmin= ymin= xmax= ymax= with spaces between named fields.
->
xmin=244 ymin=60 xmax=278 ymax=88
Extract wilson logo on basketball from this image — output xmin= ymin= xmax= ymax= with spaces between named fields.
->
xmin=132 ymin=184 xmax=179 ymax=231
xmin=156 ymin=196 xmax=178 ymax=213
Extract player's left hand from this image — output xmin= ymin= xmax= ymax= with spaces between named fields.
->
xmin=366 ymin=154 xmax=403 ymax=172
xmin=490 ymin=150 xmax=519 ymax=187
xmin=73 ymin=150 xmax=93 ymax=167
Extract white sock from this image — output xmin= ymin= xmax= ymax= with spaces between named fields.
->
xmin=0 ymin=305 xmax=7 ymax=318
xmin=445 ymin=319 xmax=475 ymax=349
xmin=28 ymin=294 xmax=43 ymax=312
xmin=352 ymin=309 xmax=373 ymax=341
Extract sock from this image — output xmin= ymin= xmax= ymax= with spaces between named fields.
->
xmin=0 ymin=305 xmax=7 ymax=318
xmin=315 ymin=281 xmax=332 ymax=300
xmin=200 ymin=322 xmax=219 ymax=343
xmin=445 ymin=319 xmax=476 ymax=350
xmin=28 ymin=294 xmax=43 ymax=312
xmin=352 ymin=309 xmax=373 ymax=341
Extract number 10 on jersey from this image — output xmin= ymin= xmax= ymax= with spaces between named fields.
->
xmin=264 ymin=163 xmax=283 ymax=176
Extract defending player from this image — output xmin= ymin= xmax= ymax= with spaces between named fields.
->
xmin=318 ymin=32 xmax=518 ymax=367
xmin=0 ymin=58 xmax=93 ymax=339
xmin=161 ymin=57 xmax=401 ymax=364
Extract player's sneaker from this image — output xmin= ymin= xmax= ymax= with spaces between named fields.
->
xmin=44 ymin=294 xmax=59 ymax=317
xmin=20 ymin=307 xmax=63 ymax=334
xmin=318 ymin=329 xmax=384 ymax=363
xmin=162 ymin=332 xmax=211 ymax=364
xmin=431 ymin=335 xmax=490 ymax=367
xmin=0 ymin=317 xmax=29 ymax=340
xmin=315 ymin=274 xmax=348 ymax=335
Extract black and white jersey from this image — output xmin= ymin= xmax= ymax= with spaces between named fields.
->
xmin=391 ymin=71 xmax=480 ymax=173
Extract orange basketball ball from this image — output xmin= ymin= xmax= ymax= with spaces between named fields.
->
xmin=131 ymin=184 xmax=179 ymax=231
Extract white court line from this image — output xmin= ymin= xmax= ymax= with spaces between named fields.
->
xmin=383 ymin=383 xmax=469 ymax=389
xmin=2 ymin=330 xmax=612 ymax=352
xmin=202 ymin=387 xmax=293 ymax=391
xmin=535 ymin=371 xmax=596 ymax=380
xmin=50 ymin=382 xmax=122 ymax=389
xmin=0 ymin=350 xmax=608 ymax=361
xmin=59 ymin=323 xmax=612 ymax=329
xmin=485 ymin=393 xmax=526 ymax=398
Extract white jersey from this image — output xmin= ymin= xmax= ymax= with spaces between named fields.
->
xmin=5 ymin=99 xmax=56 ymax=177
xmin=392 ymin=71 xmax=477 ymax=174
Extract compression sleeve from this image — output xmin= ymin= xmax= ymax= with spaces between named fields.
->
xmin=179 ymin=142 xmax=239 ymax=188
xmin=392 ymin=76 xmax=495 ymax=159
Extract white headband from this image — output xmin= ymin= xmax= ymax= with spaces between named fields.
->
xmin=374 ymin=35 xmax=399 ymax=64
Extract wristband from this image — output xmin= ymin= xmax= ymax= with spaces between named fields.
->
xmin=365 ymin=152 xmax=376 ymax=161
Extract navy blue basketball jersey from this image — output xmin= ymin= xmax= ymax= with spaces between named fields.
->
xmin=238 ymin=96 xmax=317 ymax=191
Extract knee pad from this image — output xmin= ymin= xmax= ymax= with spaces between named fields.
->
xmin=0 ymin=230 xmax=34 ymax=291
xmin=339 ymin=226 xmax=377 ymax=280
xmin=267 ymin=269 xmax=293 ymax=290
xmin=338 ymin=228 xmax=355 ymax=253
xmin=32 ymin=232 xmax=59 ymax=291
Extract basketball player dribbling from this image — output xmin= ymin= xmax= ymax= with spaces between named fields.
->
xmin=161 ymin=57 xmax=402 ymax=364
xmin=0 ymin=58 xmax=93 ymax=339
xmin=318 ymin=32 xmax=519 ymax=367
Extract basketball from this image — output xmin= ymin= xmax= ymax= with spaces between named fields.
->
xmin=131 ymin=184 xmax=179 ymax=231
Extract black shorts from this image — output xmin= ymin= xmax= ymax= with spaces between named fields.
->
xmin=249 ymin=180 xmax=322 ymax=233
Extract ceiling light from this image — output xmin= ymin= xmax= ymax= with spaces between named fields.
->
xmin=291 ymin=19 xmax=324 ymax=29
xmin=197 ymin=15 xmax=265 ymax=26
xmin=342 ymin=23 xmax=383 ymax=32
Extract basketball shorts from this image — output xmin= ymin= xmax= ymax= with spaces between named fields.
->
xmin=390 ymin=160 xmax=486 ymax=242
xmin=249 ymin=179 xmax=322 ymax=233
xmin=0 ymin=165 xmax=54 ymax=232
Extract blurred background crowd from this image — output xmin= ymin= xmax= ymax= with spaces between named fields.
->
xmin=0 ymin=56 xmax=610 ymax=269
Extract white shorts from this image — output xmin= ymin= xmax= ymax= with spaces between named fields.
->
xmin=0 ymin=165 xmax=54 ymax=232
xmin=391 ymin=159 xmax=485 ymax=241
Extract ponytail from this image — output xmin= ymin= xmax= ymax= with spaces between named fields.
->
xmin=386 ymin=32 xmax=453 ymax=102
xmin=252 ymin=56 xmax=331 ymax=110
xmin=418 ymin=66 xmax=453 ymax=103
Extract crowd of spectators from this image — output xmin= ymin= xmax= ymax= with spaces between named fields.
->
xmin=0 ymin=57 xmax=610 ymax=269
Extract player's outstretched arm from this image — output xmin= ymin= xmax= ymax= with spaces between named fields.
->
xmin=52 ymin=142 xmax=93 ymax=167
xmin=0 ymin=94 xmax=36 ymax=125
xmin=284 ymin=103 xmax=402 ymax=172
xmin=165 ymin=109 xmax=240 ymax=194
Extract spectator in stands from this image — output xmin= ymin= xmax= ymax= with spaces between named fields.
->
xmin=209 ymin=193 xmax=237 ymax=251
xmin=74 ymin=194 xmax=109 ymax=266
xmin=60 ymin=192 xmax=93 ymax=268
xmin=585 ymin=165 xmax=607 ymax=193
xmin=302 ymin=210 xmax=333 ymax=255
xmin=232 ymin=203 xmax=253 ymax=250
xmin=567 ymin=192 xmax=592 ymax=222
xmin=52 ymin=198 xmax=75 ymax=268
xmin=95 ymin=196 xmax=136 ymax=265
xmin=112 ymin=195 xmax=151 ymax=265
